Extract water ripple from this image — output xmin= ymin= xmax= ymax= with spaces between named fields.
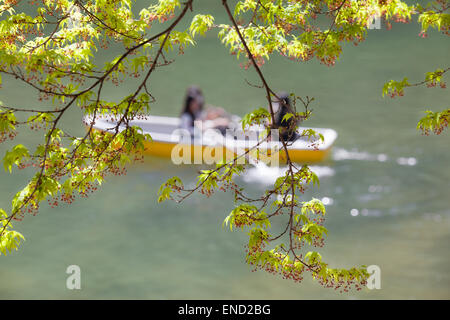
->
xmin=333 ymin=148 xmax=417 ymax=166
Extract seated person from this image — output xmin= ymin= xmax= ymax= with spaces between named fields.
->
xmin=271 ymin=92 xmax=299 ymax=142
xmin=202 ymin=106 xmax=232 ymax=135
xmin=180 ymin=86 xmax=233 ymax=136
xmin=180 ymin=86 xmax=205 ymax=136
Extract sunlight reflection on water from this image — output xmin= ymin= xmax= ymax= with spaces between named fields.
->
xmin=242 ymin=164 xmax=335 ymax=186
xmin=333 ymin=148 xmax=417 ymax=166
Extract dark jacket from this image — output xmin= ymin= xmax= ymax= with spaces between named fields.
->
xmin=275 ymin=104 xmax=298 ymax=142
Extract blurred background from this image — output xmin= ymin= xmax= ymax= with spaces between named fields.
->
xmin=0 ymin=1 xmax=449 ymax=299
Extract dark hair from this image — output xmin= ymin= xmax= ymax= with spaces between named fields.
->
xmin=274 ymin=92 xmax=292 ymax=126
xmin=182 ymin=86 xmax=204 ymax=122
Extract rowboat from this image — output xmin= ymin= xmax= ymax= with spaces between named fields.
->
xmin=83 ymin=114 xmax=337 ymax=164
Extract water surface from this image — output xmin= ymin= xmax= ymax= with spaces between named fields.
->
xmin=0 ymin=1 xmax=449 ymax=299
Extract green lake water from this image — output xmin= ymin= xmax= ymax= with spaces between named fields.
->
xmin=0 ymin=1 xmax=449 ymax=299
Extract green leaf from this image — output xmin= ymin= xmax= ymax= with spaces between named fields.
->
xmin=3 ymin=144 xmax=30 ymax=173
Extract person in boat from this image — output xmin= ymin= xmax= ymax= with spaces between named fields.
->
xmin=180 ymin=86 xmax=205 ymax=136
xmin=203 ymin=106 xmax=232 ymax=135
xmin=271 ymin=92 xmax=299 ymax=142
xmin=180 ymin=86 xmax=233 ymax=136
